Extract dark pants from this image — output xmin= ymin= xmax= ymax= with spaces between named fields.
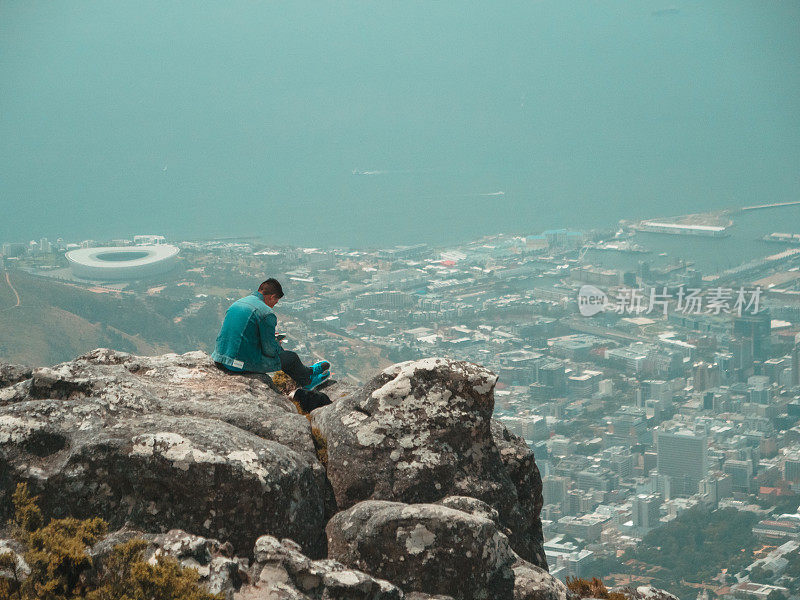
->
xmin=279 ymin=349 xmax=313 ymax=386
xmin=214 ymin=350 xmax=313 ymax=387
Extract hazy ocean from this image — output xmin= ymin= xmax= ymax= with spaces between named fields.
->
xmin=1 ymin=1 xmax=799 ymax=248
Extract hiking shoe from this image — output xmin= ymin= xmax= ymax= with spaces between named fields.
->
xmin=304 ymin=370 xmax=331 ymax=391
xmin=292 ymin=388 xmax=332 ymax=412
xmin=311 ymin=360 xmax=330 ymax=376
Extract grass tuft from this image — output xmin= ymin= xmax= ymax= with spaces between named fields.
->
xmin=271 ymin=370 xmax=297 ymax=395
xmin=566 ymin=576 xmax=628 ymax=600
xmin=311 ymin=427 xmax=328 ymax=468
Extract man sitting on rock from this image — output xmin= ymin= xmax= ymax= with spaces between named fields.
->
xmin=212 ymin=278 xmax=331 ymax=391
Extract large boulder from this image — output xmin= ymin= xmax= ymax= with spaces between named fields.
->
xmin=436 ymin=496 xmax=503 ymax=529
xmin=0 ymin=362 xmax=31 ymax=388
xmin=311 ymin=358 xmax=545 ymax=567
xmin=491 ymin=421 xmax=546 ymax=567
xmin=612 ymin=586 xmax=679 ymax=600
xmin=512 ymin=562 xmax=571 ymax=600
xmin=326 ymin=500 xmax=517 ymax=600
xmin=0 ymin=349 xmax=333 ymax=557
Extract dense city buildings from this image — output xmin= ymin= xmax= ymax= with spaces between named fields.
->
xmin=4 ymin=219 xmax=800 ymax=598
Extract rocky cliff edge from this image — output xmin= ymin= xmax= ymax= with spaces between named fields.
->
xmin=0 ymin=350 xmax=676 ymax=600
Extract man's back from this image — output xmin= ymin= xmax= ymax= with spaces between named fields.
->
xmin=212 ymin=292 xmax=282 ymax=373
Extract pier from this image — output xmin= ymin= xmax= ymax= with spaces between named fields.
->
xmin=737 ymin=200 xmax=800 ymax=212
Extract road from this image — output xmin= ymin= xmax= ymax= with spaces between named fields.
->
xmin=2 ymin=269 xmax=21 ymax=309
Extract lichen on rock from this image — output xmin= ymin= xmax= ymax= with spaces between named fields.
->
xmin=0 ymin=349 xmax=334 ymax=557
xmin=0 ymin=351 xmax=675 ymax=600
xmin=312 ymin=357 xmax=546 ymax=568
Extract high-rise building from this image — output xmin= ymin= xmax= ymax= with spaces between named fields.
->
xmin=535 ymin=358 xmax=567 ymax=397
xmin=641 ymin=380 xmax=672 ymax=403
xmin=729 ymin=337 xmax=755 ymax=382
xmin=575 ymin=466 xmax=618 ymax=492
xmin=632 ymin=494 xmax=661 ymax=530
xmin=656 ymin=430 xmax=707 ymax=496
xmin=693 ymin=362 xmax=720 ymax=391
xmin=549 ymin=435 xmax=575 ymax=457
xmin=783 ymin=454 xmax=800 ymax=484
xmin=523 ymin=416 xmax=548 ymax=440
xmin=645 ymin=399 xmax=668 ymax=422
xmin=1 ymin=242 xmax=26 ymax=257
xmin=566 ymin=490 xmax=599 ymax=516
xmin=567 ymin=370 xmax=602 ymax=398
xmin=747 ymin=375 xmax=772 ymax=405
xmin=543 ymin=476 xmax=569 ymax=509
xmin=606 ymin=412 xmax=648 ymax=448
xmin=791 ymin=337 xmax=800 ymax=388
xmin=762 ymin=357 xmax=788 ymax=383
xmin=714 ymin=351 xmax=735 ymax=383
xmin=541 ymin=504 xmax=563 ymax=522
xmin=699 ymin=473 xmax=733 ymax=504
xmin=723 ymin=459 xmax=754 ymax=493
xmin=601 ymin=446 xmax=634 ymax=479
xmin=649 ymin=473 xmax=672 ymax=499
xmin=732 ymin=310 xmax=771 ymax=362
xmin=643 ymin=451 xmax=658 ymax=475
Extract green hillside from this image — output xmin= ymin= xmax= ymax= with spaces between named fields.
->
xmin=0 ymin=269 xmax=224 ymax=367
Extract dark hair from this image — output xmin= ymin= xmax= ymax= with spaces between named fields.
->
xmin=258 ymin=278 xmax=284 ymax=298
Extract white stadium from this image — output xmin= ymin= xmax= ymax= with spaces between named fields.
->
xmin=66 ymin=245 xmax=180 ymax=281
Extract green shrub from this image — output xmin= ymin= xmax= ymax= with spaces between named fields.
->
xmin=87 ymin=539 xmax=221 ymax=600
xmin=0 ymin=483 xmax=221 ymax=600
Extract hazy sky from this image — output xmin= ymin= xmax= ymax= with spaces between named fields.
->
xmin=1 ymin=1 xmax=799 ymax=247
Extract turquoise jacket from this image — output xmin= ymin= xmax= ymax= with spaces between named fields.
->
xmin=211 ymin=292 xmax=282 ymax=373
